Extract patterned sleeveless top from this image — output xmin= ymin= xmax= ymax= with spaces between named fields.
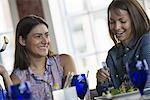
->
xmin=12 ymin=55 xmax=64 ymax=100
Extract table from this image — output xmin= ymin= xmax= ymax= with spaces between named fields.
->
xmin=94 ymin=91 xmax=150 ymax=100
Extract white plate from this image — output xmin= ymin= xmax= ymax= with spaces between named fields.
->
xmin=94 ymin=91 xmax=140 ymax=100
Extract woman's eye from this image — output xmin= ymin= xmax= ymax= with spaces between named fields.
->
xmin=45 ymin=33 xmax=49 ymax=38
xmin=35 ymin=35 xmax=42 ymax=38
xmin=121 ymin=21 xmax=126 ymax=23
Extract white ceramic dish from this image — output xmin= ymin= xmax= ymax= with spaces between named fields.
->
xmin=94 ymin=91 xmax=140 ymax=100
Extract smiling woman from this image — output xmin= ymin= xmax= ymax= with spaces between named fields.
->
xmin=96 ymin=0 xmax=150 ymax=96
xmin=19 ymin=24 xmax=50 ymax=58
xmin=10 ymin=15 xmax=77 ymax=100
xmin=109 ymin=9 xmax=133 ymax=45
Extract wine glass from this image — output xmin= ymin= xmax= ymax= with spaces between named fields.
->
xmin=125 ymin=59 xmax=149 ymax=95
xmin=71 ymin=74 xmax=88 ymax=100
xmin=9 ymin=81 xmax=32 ymax=100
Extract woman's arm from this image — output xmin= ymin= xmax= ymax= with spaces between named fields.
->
xmin=140 ymin=33 xmax=150 ymax=89
xmin=96 ymin=52 xmax=113 ymax=95
xmin=59 ymin=54 xmax=77 ymax=76
xmin=0 ymin=65 xmax=12 ymax=90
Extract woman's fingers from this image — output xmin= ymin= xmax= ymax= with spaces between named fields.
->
xmin=96 ymin=68 xmax=110 ymax=82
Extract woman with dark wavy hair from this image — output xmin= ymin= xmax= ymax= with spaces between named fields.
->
xmin=96 ymin=0 xmax=150 ymax=96
xmin=10 ymin=15 xmax=76 ymax=99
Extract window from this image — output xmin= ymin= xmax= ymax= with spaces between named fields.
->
xmin=0 ymin=0 xmax=14 ymax=88
xmin=49 ymin=0 xmax=113 ymax=89
xmin=48 ymin=0 xmax=150 ymax=89
xmin=144 ymin=0 xmax=150 ymax=18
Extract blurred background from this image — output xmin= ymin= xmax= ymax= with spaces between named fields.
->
xmin=0 ymin=0 xmax=150 ymax=90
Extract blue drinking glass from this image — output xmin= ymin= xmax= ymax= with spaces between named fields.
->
xmin=0 ymin=85 xmax=7 ymax=100
xmin=9 ymin=81 xmax=32 ymax=100
xmin=126 ymin=59 xmax=149 ymax=95
xmin=71 ymin=74 xmax=88 ymax=100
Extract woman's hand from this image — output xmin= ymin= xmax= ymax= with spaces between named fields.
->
xmin=0 ymin=64 xmax=8 ymax=76
xmin=96 ymin=68 xmax=110 ymax=83
xmin=0 ymin=64 xmax=13 ymax=90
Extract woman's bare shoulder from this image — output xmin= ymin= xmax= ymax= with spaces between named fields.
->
xmin=59 ymin=54 xmax=76 ymax=75
xmin=59 ymin=54 xmax=73 ymax=59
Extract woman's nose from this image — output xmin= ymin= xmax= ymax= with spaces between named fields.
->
xmin=114 ymin=22 xmax=121 ymax=30
xmin=41 ymin=36 xmax=49 ymax=43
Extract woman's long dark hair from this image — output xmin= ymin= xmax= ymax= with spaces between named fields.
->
xmin=108 ymin=0 xmax=150 ymax=44
xmin=14 ymin=15 xmax=53 ymax=70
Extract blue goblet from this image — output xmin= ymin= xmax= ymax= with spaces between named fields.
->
xmin=9 ymin=81 xmax=32 ymax=100
xmin=126 ymin=59 xmax=149 ymax=95
xmin=71 ymin=74 xmax=88 ymax=100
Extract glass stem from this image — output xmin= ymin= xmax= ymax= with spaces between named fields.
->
xmin=139 ymin=89 xmax=144 ymax=95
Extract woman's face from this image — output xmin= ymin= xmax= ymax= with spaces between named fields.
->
xmin=109 ymin=8 xmax=133 ymax=45
xmin=24 ymin=24 xmax=50 ymax=58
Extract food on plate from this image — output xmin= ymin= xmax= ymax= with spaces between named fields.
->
xmin=107 ymin=85 xmax=135 ymax=96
